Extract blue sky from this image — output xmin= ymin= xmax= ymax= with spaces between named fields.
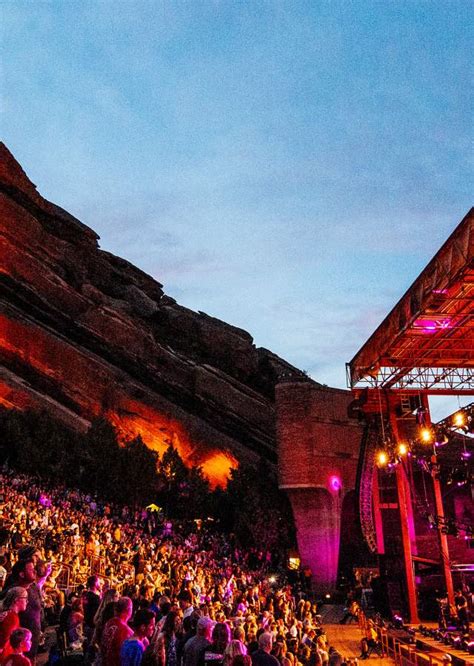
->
xmin=1 ymin=1 xmax=472 ymax=417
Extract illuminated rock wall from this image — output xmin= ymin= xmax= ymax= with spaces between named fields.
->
xmin=0 ymin=143 xmax=311 ymax=486
xmin=276 ymin=381 xmax=363 ymax=591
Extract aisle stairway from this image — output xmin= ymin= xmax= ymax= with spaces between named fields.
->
xmin=318 ymin=604 xmax=347 ymax=624
xmin=324 ymin=624 xmax=395 ymax=664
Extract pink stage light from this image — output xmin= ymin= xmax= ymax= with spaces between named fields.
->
xmin=329 ymin=475 xmax=342 ymax=492
xmin=413 ymin=317 xmax=452 ymax=334
xmin=39 ymin=493 xmax=51 ymax=507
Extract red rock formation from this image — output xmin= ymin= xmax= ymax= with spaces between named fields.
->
xmin=0 ymin=143 xmax=312 ymax=486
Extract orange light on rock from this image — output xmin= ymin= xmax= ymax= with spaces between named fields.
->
xmin=398 ymin=443 xmax=408 ymax=456
xmin=200 ymin=451 xmax=238 ymax=489
xmin=106 ymin=401 xmax=238 ymax=488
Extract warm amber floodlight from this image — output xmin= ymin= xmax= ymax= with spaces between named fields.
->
xmin=453 ymin=412 xmax=466 ymax=428
xmin=420 ymin=427 xmax=433 ymax=444
xmin=377 ymin=451 xmax=388 ymax=466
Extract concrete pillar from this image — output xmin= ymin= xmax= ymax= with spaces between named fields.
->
xmin=276 ymin=380 xmax=363 ymax=592
xmin=287 ymin=487 xmax=341 ymax=593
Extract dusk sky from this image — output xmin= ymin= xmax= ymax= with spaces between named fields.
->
xmin=2 ymin=1 xmax=472 ymax=417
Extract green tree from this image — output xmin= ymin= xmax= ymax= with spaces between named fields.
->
xmin=0 ymin=408 xmax=31 ymax=468
xmin=120 ymin=435 xmax=159 ymax=507
xmin=179 ymin=465 xmax=212 ymax=519
xmin=27 ymin=411 xmax=80 ymax=482
xmin=81 ymin=418 xmax=122 ymax=498
xmin=156 ymin=445 xmax=215 ymax=519
xmin=225 ymin=459 xmax=296 ymax=560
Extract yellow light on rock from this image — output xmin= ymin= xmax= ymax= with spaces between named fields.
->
xmin=398 ymin=443 xmax=408 ymax=456
xmin=453 ymin=412 xmax=466 ymax=428
xmin=377 ymin=451 xmax=388 ymax=466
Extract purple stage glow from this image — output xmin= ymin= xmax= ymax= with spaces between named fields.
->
xmin=39 ymin=493 xmax=51 ymax=507
xmin=329 ymin=475 xmax=342 ymax=492
xmin=413 ymin=317 xmax=452 ymax=333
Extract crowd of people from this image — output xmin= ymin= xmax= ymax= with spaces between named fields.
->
xmin=0 ymin=471 xmax=358 ymax=666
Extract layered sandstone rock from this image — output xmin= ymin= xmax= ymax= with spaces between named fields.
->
xmin=0 ymin=143 xmax=313 ymax=485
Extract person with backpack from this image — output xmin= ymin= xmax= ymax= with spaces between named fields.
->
xmin=183 ymin=617 xmax=213 ymax=666
xmin=199 ymin=623 xmax=231 ymax=666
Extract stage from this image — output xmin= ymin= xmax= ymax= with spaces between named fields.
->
xmin=383 ymin=624 xmax=474 ymax=666
xmin=324 ymin=622 xmax=474 ymax=666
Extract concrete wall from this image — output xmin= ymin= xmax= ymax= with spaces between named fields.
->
xmin=276 ymin=381 xmax=363 ymax=592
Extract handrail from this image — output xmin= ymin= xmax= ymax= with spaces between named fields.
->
xmin=358 ymin=611 xmax=454 ymax=666
xmin=54 ymin=563 xmax=71 ymax=590
xmin=90 ymin=555 xmax=107 ymax=576
xmin=379 ymin=630 xmax=447 ymax=666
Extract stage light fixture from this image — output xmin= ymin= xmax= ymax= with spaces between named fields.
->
xmin=420 ymin=427 xmax=433 ymax=444
xmin=398 ymin=442 xmax=408 ymax=456
xmin=377 ymin=451 xmax=388 ymax=466
xmin=453 ymin=411 xmax=466 ymax=428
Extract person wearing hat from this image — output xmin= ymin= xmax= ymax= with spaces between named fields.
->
xmin=0 ymin=588 xmax=29 ymax=659
xmin=2 ymin=558 xmax=40 ymax=665
xmin=183 ymin=617 xmax=213 ymax=666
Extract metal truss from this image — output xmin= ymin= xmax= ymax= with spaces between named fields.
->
xmin=357 ymin=420 xmax=380 ymax=553
xmin=349 ymin=365 xmax=474 ymax=392
xmin=435 ymin=401 xmax=474 ymax=428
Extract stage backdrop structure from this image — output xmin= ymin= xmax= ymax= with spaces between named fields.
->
xmin=348 ymin=208 xmax=473 ymax=623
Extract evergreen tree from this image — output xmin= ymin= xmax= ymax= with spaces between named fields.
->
xmin=120 ymin=435 xmax=159 ymax=507
xmin=82 ymin=418 xmax=122 ymax=498
xmin=0 ymin=408 xmax=31 ymax=467
xmin=225 ymin=459 xmax=296 ymax=559
xmin=180 ymin=465 xmax=212 ymax=519
xmin=0 ymin=408 xmax=296 ymax=565
xmin=27 ymin=411 xmax=79 ymax=482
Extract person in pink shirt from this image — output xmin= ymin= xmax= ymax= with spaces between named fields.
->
xmin=0 ymin=589 xmax=28 ymax=660
xmin=2 ymin=629 xmax=32 ymax=666
xmin=101 ymin=597 xmax=133 ymax=666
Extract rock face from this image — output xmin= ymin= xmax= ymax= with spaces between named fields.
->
xmin=0 ymin=143 xmax=314 ymax=485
